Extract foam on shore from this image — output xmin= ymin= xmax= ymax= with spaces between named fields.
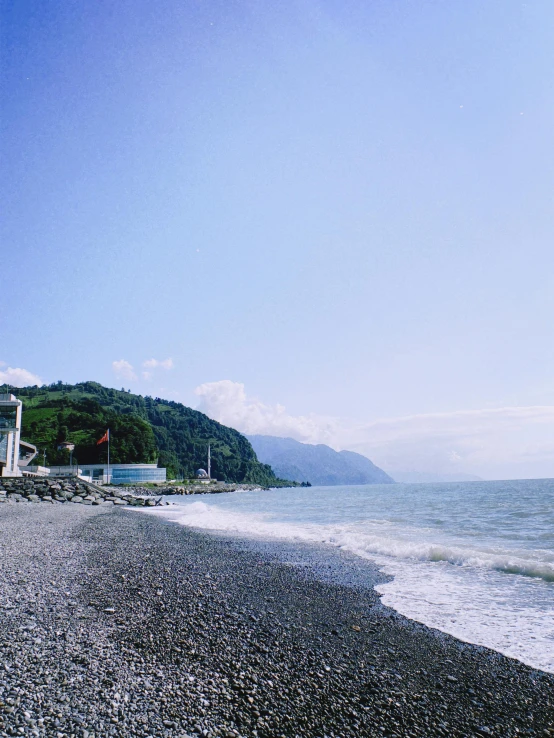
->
xmin=144 ymin=498 xmax=554 ymax=674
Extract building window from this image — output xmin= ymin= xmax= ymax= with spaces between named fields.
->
xmin=0 ymin=408 xmax=17 ymax=430
xmin=110 ymin=468 xmax=166 ymax=483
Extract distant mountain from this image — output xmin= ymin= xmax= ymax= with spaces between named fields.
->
xmin=247 ymin=435 xmax=394 ymax=486
xmin=392 ymin=471 xmax=483 ymax=483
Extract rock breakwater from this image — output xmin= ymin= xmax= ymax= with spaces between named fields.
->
xmin=0 ymin=477 xmax=169 ymax=507
xmin=113 ymin=482 xmax=267 ymax=498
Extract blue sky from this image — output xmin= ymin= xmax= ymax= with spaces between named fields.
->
xmin=3 ymin=1 xmax=554 ymax=479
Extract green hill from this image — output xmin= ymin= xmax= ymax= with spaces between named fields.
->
xmin=16 ymin=381 xmax=289 ymax=485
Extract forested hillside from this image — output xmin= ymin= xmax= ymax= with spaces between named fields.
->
xmin=17 ymin=382 xmax=287 ymax=485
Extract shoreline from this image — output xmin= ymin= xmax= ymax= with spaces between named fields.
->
xmin=0 ymin=504 xmax=552 ymax=737
xmin=153 ymin=485 xmax=554 ymax=676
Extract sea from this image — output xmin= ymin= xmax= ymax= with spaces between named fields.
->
xmin=157 ymin=479 xmax=554 ymax=674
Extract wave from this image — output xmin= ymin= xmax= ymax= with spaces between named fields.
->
xmin=148 ymin=501 xmax=554 ymax=583
xmin=144 ymin=499 xmax=554 ymax=674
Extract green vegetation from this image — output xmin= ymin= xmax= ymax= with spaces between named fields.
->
xmin=19 ymin=395 xmax=156 ymax=466
xmin=17 ymin=382 xmax=290 ymax=486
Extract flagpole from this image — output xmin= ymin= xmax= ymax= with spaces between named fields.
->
xmin=107 ymin=428 xmax=110 ymax=485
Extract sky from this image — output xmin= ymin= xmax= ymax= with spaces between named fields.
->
xmin=2 ymin=0 xmax=554 ymax=480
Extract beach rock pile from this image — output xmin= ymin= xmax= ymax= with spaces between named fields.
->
xmin=116 ymin=482 xmax=267 ymax=497
xmin=0 ymin=477 xmax=168 ymax=507
xmin=109 ymin=485 xmax=186 ymax=497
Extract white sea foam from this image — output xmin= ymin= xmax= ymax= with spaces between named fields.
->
xmin=153 ymin=501 xmax=554 ymax=583
xmin=145 ymin=482 xmax=554 ymax=673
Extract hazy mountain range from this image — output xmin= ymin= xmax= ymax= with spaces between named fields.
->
xmin=247 ymin=435 xmax=394 ymax=486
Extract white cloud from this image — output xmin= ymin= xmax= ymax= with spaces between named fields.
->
xmin=194 ymin=380 xmax=554 ymax=480
xmin=143 ymin=358 xmax=174 ymax=370
xmin=141 ymin=358 xmax=173 ymax=381
xmin=0 ymin=365 xmax=42 ymax=388
xmin=112 ymin=359 xmax=137 ymax=381
xmin=195 ymin=380 xmax=338 ymax=443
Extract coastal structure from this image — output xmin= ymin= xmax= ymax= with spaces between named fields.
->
xmin=0 ymin=392 xmax=165 ymax=482
xmin=0 ymin=394 xmax=21 ymax=477
xmin=48 ymin=463 xmax=167 ymax=484
xmin=195 ymin=467 xmax=212 ymax=484
xmin=0 ymin=393 xmax=37 ymax=477
xmin=194 ymin=444 xmax=213 ymax=483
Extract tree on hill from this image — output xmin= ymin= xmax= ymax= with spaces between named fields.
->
xmin=17 ymin=382 xmax=288 ymax=485
xmin=20 ymin=396 xmax=157 ymax=466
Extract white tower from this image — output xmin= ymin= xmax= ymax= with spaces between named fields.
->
xmin=0 ymin=394 xmax=22 ymax=477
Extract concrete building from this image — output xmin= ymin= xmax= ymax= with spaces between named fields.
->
xmin=0 ymin=393 xmax=37 ymax=477
xmin=0 ymin=394 xmax=21 ymax=477
xmin=49 ymin=463 xmax=166 ymax=484
xmin=19 ymin=466 xmax=50 ymax=477
xmin=195 ymin=468 xmax=212 ymax=485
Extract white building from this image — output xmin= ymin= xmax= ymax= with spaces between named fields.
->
xmin=49 ymin=463 xmax=166 ymax=484
xmin=0 ymin=393 xmax=37 ymax=477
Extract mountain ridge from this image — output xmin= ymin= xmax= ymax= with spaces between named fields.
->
xmin=247 ymin=435 xmax=394 ymax=486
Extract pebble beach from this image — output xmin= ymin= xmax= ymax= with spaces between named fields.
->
xmin=0 ymin=501 xmax=553 ymax=738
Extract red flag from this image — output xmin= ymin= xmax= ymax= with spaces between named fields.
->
xmin=96 ymin=429 xmax=109 ymax=445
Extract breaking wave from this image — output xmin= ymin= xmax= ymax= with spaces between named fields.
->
xmin=142 ymin=481 xmax=554 ymax=673
xmin=151 ymin=500 xmax=554 ymax=583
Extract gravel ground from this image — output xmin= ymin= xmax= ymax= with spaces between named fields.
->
xmin=0 ymin=503 xmax=552 ymax=738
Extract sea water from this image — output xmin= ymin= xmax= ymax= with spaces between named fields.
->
xmin=158 ymin=479 xmax=554 ymax=673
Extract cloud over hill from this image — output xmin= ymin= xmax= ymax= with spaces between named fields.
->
xmin=195 ymin=380 xmax=554 ymax=480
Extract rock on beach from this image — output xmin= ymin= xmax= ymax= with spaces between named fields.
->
xmin=0 ymin=503 xmax=552 ymax=737
xmin=0 ymin=476 xmax=168 ymax=507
